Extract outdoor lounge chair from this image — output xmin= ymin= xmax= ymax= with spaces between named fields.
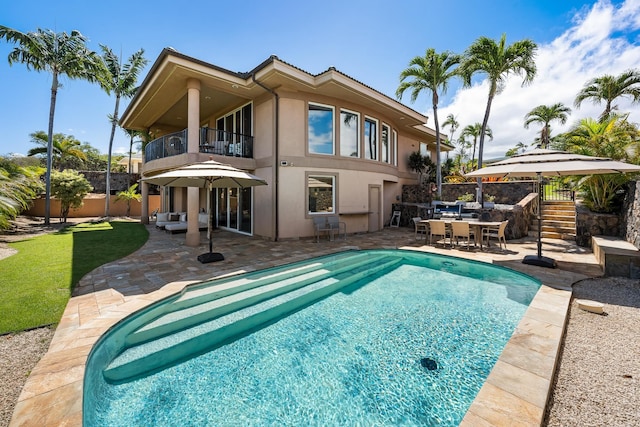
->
xmin=313 ymin=216 xmax=332 ymax=242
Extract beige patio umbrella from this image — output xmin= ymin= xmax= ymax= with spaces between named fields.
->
xmin=466 ymin=148 xmax=640 ymax=268
xmin=143 ymin=160 xmax=267 ymax=263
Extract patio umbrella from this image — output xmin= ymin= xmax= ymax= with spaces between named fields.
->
xmin=143 ymin=160 xmax=267 ymax=263
xmin=465 ymin=148 xmax=640 ymax=268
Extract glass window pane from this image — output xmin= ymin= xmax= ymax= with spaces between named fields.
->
xmin=365 ymin=118 xmax=377 ymax=160
xmin=308 ymin=104 xmax=334 ymax=155
xmin=340 ymin=110 xmax=359 ymax=157
xmin=381 ymin=124 xmax=390 ymax=163
xmin=308 ymin=175 xmax=335 ymax=213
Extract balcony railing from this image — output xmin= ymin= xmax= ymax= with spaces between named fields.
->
xmin=199 ymin=127 xmax=254 ymax=158
xmin=144 ymin=127 xmax=254 ymax=162
xmin=144 ymin=130 xmax=187 ymax=162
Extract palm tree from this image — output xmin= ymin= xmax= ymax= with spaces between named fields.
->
xmin=122 ymin=128 xmax=145 ymax=186
xmin=396 ymin=48 xmax=462 ymax=197
xmin=459 ymin=123 xmax=493 ymax=170
xmin=460 ymin=34 xmax=537 ymax=200
xmin=442 ymin=113 xmax=460 ymax=143
xmin=27 ymin=131 xmax=87 ymax=169
xmin=0 ymin=26 xmax=105 ymax=225
xmin=524 ymin=103 xmax=571 ymax=148
xmin=574 ymin=69 xmax=640 ymax=120
xmin=99 ymin=45 xmax=147 ymax=217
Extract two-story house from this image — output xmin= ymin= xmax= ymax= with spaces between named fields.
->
xmin=120 ymin=48 xmax=447 ymax=245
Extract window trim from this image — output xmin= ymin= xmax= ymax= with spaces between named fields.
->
xmin=381 ymin=122 xmax=391 ymax=164
xmin=307 ymin=102 xmax=335 ymax=156
xmin=364 ymin=116 xmax=379 ymax=161
xmin=339 ymin=108 xmax=360 ymax=158
xmin=392 ymin=129 xmax=398 ymax=166
xmin=306 ymin=172 xmax=338 ymax=216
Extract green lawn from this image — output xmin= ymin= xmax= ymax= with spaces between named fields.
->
xmin=0 ymin=221 xmax=149 ymax=334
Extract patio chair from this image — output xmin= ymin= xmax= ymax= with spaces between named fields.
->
xmin=428 ymin=220 xmax=450 ymax=248
xmin=313 ymin=216 xmax=332 ymax=242
xmin=482 ymin=220 xmax=508 ymax=250
xmin=450 ymin=221 xmax=475 ymax=250
xmin=412 ymin=217 xmax=428 ymax=240
xmin=327 ymin=215 xmax=346 ymax=240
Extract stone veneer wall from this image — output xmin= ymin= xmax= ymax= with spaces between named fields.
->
xmin=441 ymin=181 xmax=535 ymax=205
xmin=623 ymin=179 xmax=640 ymax=249
xmin=575 ymin=201 xmax=623 ymax=247
xmin=80 ymin=171 xmax=141 ymax=194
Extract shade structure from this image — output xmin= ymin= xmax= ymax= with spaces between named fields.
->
xmin=465 ymin=148 xmax=640 ymax=268
xmin=143 ymin=160 xmax=267 ymax=263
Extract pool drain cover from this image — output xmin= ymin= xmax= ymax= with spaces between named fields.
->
xmin=420 ymin=357 xmax=438 ymax=371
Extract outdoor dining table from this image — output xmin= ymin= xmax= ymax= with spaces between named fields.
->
xmin=419 ymin=219 xmax=503 ymax=249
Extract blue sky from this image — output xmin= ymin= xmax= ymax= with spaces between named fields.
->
xmin=1 ymin=0 xmax=639 ymax=159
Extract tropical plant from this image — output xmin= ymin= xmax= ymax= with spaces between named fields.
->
xmin=460 ymin=123 xmax=493 ymax=170
xmin=442 ymin=113 xmax=460 ymax=143
xmin=50 ymin=170 xmax=93 ymax=222
xmin=116 ymin=183 xmax=141 ymax=217
xmin=505 ymin=141 xmax=528 ymax=157
xmin=524 ymin=103 xmax=571 ymax=148
xmin=561 ymin=115 xmax=640 ymax=212
xmin=574 ymin=69 xmax=640 ymax=120
xmin=98 ymin=45 xmax=147 ymax=217
xmin=0 ymin=162 xmax=44 ymax=230
xmin=27 ymin=131 xmax=87 ymax=169
xmin=397 ymin=48 xmax=462 ymax=198
xmin=122 ymin=128 xmax=144 ymax=186
xmin=460 ymin=33 xmax=537 ymax=197
xmin=0 ymin=26 xmax=106 ymax=225
xmin=408 ymin=151 xmax=427 ymax=185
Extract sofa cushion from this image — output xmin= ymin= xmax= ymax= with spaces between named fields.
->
xmin=169 ymin=213 xmax=180 ymax=221
xmin=180 ymin=213 xmax=187 ymax=222
xmin=156 ymin=212 xmax=169 ymax=222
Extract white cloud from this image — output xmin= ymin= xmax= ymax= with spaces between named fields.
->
xmin=439 ymin=0 xmax=640 ymax=161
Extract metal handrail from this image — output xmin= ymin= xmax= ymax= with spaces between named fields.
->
xmin=144 ymin=128 xmax=254 ymax=162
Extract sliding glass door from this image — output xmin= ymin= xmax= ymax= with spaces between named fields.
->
xmin=215 ymin=187 xmax=253 ymax=235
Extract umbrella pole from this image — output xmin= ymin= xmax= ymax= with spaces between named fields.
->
xmin=523 ymin=173 xmax=557 ymax=268
xmin=197 ymin=185 xmax=224 ymax=263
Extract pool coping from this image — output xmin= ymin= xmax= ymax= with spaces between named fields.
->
xmin=10 ymin=248 xmax=576 ymax=426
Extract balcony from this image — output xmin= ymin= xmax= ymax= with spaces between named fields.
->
xmin=144 ymin=127 xmax=254 ymax=162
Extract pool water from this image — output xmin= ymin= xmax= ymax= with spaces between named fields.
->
xmin=84 ymin=249 xmax=540 ymax=426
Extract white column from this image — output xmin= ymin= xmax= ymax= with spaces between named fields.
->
xmin=185 ymin=78 xmax=201 ymax=246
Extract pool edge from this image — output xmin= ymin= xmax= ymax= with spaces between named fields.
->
xmin=460 ymin=284 xmax=572 ymax=427
xmin=10 ymin=255 xmax=575 ymax=427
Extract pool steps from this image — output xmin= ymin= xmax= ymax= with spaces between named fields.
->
xmin=103 ymin=252 xmax=401 ymax=383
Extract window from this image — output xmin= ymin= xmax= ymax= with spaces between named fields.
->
xmin=381 ymin=124 xmax=390 ymax=163
xmin=364 ymin=117 xmax=378 ymax=160
xmin=393 ymin=130 xmax=398 ymax=166
xmin=420 ymin=142 xmax=430 ymax=158
xmin=308 ymin=175 xmax=335 ymax=214
xmin=308 ymin=103 xmax=334 ymax=155
xmin=340 ymin=110 xmax=359 ymax=157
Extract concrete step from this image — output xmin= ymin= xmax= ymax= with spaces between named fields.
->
xmin=126 ymin=253 xmax=385 ymax=346
xmin=103 ymin=255 xmax=402 ymax=383
xmin=529 ymin=230 xmax=576 ymax=240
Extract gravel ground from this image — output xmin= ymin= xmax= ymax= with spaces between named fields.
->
xmin=545 ymin=276 xmax=640 ymax=427
xmin=0 ymin=327 xmax=55 ymax=427
xmin=1 ymin=217 xmax=639 ymax=426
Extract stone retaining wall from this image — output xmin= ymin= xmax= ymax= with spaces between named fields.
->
xmin=623 ymin=180 xmax=640 ymax=249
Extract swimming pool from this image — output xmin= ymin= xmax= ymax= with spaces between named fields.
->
xmin=84 ymin=249 xmax=540 ymax=426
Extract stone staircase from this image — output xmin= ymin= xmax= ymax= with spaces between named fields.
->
xmin=530 ymin=200 xmax=576 ymax=240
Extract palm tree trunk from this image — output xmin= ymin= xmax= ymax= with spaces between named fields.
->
xmin=477 ymin=91 xmax=495 ymax=204
xmin=128 ymin=134 xmax=133 ymax=187
xmin=432 ymin=94 xmax=442 ymax=198
xmin=105 ymin=95 xmax=120 ymax=217
xmin=471 ymin=137 xmax=477 ymax=170
xmin=45 ymin=72 xmax=59 ymax=225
